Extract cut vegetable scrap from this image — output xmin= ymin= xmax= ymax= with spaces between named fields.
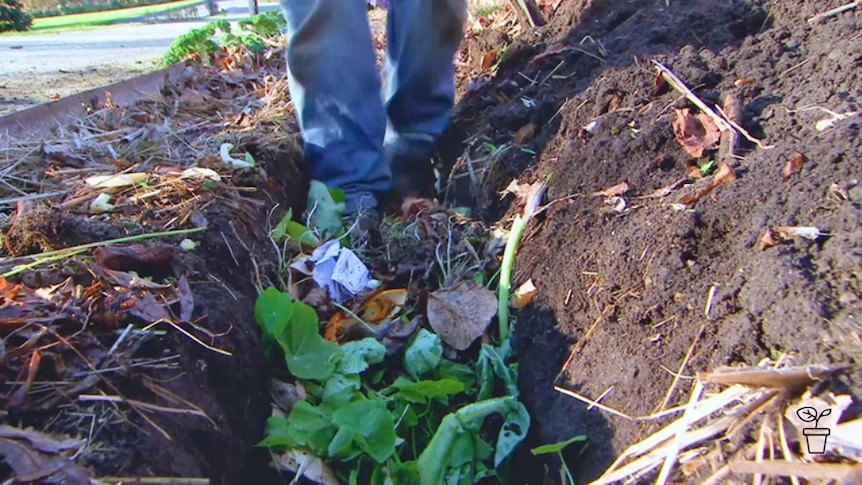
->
xmin=324 ymin=288 xmax=408 ymax=342
xmin=510 ymin=278 xmax=537 ymax=309
xmin=85 ymin=172 xmax=147 ymax=190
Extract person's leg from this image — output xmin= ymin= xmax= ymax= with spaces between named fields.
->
xmin=384 ymin=0 xmax=467 ymax=197
xmin=281 ymin=0 xmax=389 ymax=213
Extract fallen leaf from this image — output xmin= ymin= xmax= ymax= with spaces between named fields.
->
xmin=0 ymin=437 xmax=92 ymax=484
xmin=514 ymin=123 xmax=536 ymax=145
xmin=592 ymin=181 xmax=629 ymax=198
xmin=652 ymin=72 xmax=668 ymax=96
xmin=783 ymin=151 xmax=804 ymax=180
xmin=672 ymin=108 xmax=722 ymax=158
xmin=272 ymin=449 xmax=339 ymax=485
xmin=642 ymin=178 xmax=690 ymax=198
xmin=0 ymin=426 xmax=84 ymax=454
xmin=94 ymin=245 xmax=174 ymax=272
xmin=269 ymin=379 xmax=306 ymax=414
xmin=178 ymin=275 xmax=194 ymax=322
xmin=481 ymin=50 xmax=497 ymax=71
xmin=85 ymin=173 xmax=147 ymax=190
xmin=510 ymin=279 xmax=537 ymax=309
xmin=128 ymin=292 xmax=173 ymax=323
xmin=426 ymin=280 xmax=497 ymax=351
xmin=49 ymin=93 xmax=61 ymax=100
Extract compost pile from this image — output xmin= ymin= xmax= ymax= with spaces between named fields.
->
xmin=1 ymin=0 xmax=862 ymax=484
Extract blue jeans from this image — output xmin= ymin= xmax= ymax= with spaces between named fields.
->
xmin=280 ymin=0 xmax=467 ymax=213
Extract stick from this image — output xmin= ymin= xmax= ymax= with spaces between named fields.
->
xmin=730 ymin=460 xmax=862 ymax=480
xmin=655 ymin=379 xmax=704 ymax=485
xmin=509 ymin=0 xmax=546 ymax=29
xmin=719 ymin=91 xmax=743 ymax=168
xmin=807 ymin=0 xmax=861 ymax=24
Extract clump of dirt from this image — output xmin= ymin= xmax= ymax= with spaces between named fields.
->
xmin=442 ymin=0 xmax=862 ymax=482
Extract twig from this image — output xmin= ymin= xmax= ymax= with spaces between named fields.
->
xmin=807 ymin=0 xmax=861 ymax=24
xmin=719 ymin=92 xmax=742 ymax=168
xmin=655 ymin=379 xmax=705 ymax=485
xmin=142 ymin=319 xmax=232 ymax=357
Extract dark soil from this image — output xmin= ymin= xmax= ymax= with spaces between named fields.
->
xmin=443 ymin=0 xmax=862 ymax=482
xmin=2 ymin=0 xmax=860 ymax=483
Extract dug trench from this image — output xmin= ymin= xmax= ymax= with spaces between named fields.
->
xmin=441 ymin=0 xmax=862 ymax=482
xmin=1 ymin=0 xmax=860 ymax=483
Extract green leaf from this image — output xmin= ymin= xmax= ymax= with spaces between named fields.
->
xmin=253 ymin=287 xmax=293 ymax=354
xmin=530 ymin=435 xmax=588 ymax=455
xmin=255 ymin=415 xmax=296 ymax=448
xmin=322 ymin=373 xmax=361 ymax=407
xmin=330 ymin=400 xmax=397 ymax=464
xmin=477 ymin=344 xmax=519 ymax=400
xmin=270 ymin=209 xmax=319 ymax=247
xmin=404 ymin=329 xmax=442 ymax=379
xmin=276 ymin=401 xmax=337 ymax=455
xmin=494 ymin=399 xmax=530 ymax=466
xmin=282 ymin=300 xmax=342 ymax=380
xmin=338 ymin=338 xmax=387 ymax=375
xmin=417 ymin=397 xmax=530 ymax=485
xmin=244 ymin=152 xmax=256 ymax=166
xmin=389 ymin=377 xmax=466 ymax=404
xmin=308 ymin=180 xmax=346 ymax=239
xmin=700 ymin=159 xmax=716 ymax=176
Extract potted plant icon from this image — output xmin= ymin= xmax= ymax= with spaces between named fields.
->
xmin=796 ymin=406 xmax=832 ymax=454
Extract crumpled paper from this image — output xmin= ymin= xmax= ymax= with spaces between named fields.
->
xmin=292 ymin=240 xmax=378 ymax=303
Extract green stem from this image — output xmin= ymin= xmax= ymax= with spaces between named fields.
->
xmin=2 ymin=227 xmax=205 ymax=279
xmin=332 ymin=301 xmax=378 ymax=336
xmin=498 ymin=215 xmax=527 ymax=343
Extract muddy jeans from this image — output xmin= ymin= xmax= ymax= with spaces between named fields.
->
xmin=280 ymin=0 xmax=467 ymax=212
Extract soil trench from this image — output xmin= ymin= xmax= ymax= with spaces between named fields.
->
xmin=1 ymin=0 xmax=861 ymax=483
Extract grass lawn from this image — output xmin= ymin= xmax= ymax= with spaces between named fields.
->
xmin=31 ymin=0 xmax=204 ymax=32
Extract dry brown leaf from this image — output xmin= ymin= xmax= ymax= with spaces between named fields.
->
xmin=481 ymin=50 xmax=497 ymax=72
xmin=652 ymin=71 xmax=668 ymax=96
xmin=783 ymin=151 xmax=804 ymax=180
xmin=427 ymin=280 xmax=497 ymax=350
xmin=514 ymin=123 xmax=536 ymax=145
xmin=592 ymin=181 xmax=629 ymax=198
xmin=643 ymin=178 xmax=690 ymax=198
xmin=672 ymin=108 xmax=722 ymax=158
xmin=0 ymin=426 xmax=84 ymax=454
xmin=0 ymin=437 xmax=92 ymax=484
xmin=401 ymin=196 xmax=442 ymax=219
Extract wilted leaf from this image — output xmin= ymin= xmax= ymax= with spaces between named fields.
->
xmin=271 ymin=449 xmax=339 ymax=485
xmin=0 ymin=426 xmax=84 ymax=454
xmin=514 ymin=123 xmax=536 ymax=145
xmin=308 ymin=180 xmax=346 ymax=239
xmin=642 ymin=178 xmax=690 ymax=198
xmin=592 ymin=181 xmax=629 ymax=198
xmin=94 ymin=244 xmax=173 ymax=272
xmin=783 ymin=151 xmax=804 ymax=180
xmin=427 ymin=280 xmax=497 ymax=351
xmin=0 ymin=438 xmax=92 ymax=484
xmin=672 ymin=108 xmax=721 ymax=158
xmin=85 ymin=172 xmax=147 ymax=190
xmin=404 ymin=328 xmax=442 ymax=379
